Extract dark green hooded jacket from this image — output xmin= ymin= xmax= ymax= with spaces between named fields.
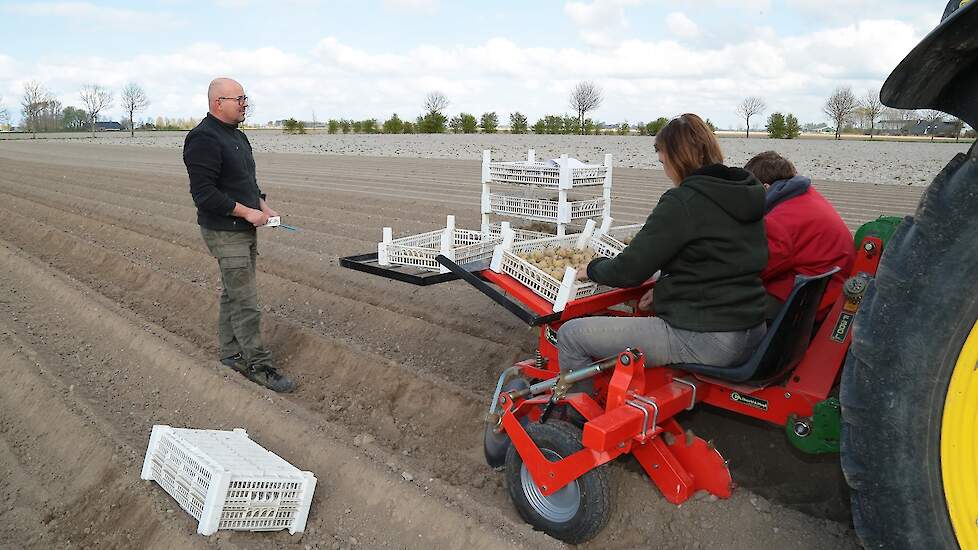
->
xmin=587 ymin=164 xmax=768 ymax=332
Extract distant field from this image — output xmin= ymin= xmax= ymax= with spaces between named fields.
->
xmin=3 ymin=130 xmax=972 ymax=185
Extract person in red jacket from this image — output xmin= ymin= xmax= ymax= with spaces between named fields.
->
xmin=744 ymin=151 xmax=855 ymax=322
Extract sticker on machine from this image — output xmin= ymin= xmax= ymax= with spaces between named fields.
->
xmin=729 ymin=391 xmax=769 ymax=411
xmin=831 ymin=312 xmax=855 ymax=343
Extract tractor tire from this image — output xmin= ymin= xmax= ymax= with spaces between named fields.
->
xmin=484 ymin=377 xmax=530 ymax=469
xmin=504 ymin=420 xmax=612 ymax=544
xmin=841 ymin=146 xmax=978 ymax=550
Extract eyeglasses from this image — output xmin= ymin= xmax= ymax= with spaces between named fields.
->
xmin=217 ymin=95 xmax=248 ymax=105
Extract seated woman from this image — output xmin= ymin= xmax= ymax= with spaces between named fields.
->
xmin=557 ymin=113 xmax=768 ymax=384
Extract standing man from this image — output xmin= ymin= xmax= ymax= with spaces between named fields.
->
xmin=184 ymin=77 xmax=295 ymax=393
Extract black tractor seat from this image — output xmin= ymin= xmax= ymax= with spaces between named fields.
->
xmin=670 ymin=267 xmax=840 ymax=385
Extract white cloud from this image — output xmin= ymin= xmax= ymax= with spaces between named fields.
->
xmin=782 ymin=19 xmax=919 ymax=77
xmin=693 ymin=0 xmax=770 ymax=9
xmin=665 ymin=12 xmax=700 ymax=39
xmin=564 ymin=0 xmax=642 ymax=47
xmin=4 ymin=16 xmax=928 ymax=128
xmin=784 ymin=0 xmax=944 ymax=31
xmin=0 ymin=54 xmax=17 ymax=81
xmin=382 ymin=0 xmax=438 ymax=14
xmin=1 ymin=1 xmax=182 ymax=27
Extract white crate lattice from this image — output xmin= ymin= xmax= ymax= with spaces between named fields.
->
xmin=487 ymin=161 xmax=608 ymax=188
xmin=378 ymin=215 xmax=500 ymax=273
xmin=485 ymin=222 xmax=553 ymax=242
xmin=141 ymin=425 xmax=317 ymax=536
xmin=490 ymin=220 xmax=620 ymax=312
xmin=595 ymin=223 xmax=644 ymax=255
xmin=486 ymin=193 xmax=604 ymax=223
xmin=481 ymin=149 xmax=612 ymax=237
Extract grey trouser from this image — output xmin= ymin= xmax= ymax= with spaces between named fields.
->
xmin=200 ymin=227 xmax=273 ymax=369
xmin=556 ymin=316 xmax=766 ymax=389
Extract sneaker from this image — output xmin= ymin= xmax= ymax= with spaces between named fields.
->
xmin=242 ymin=366 xmax=297 ymax=393
xmin=220 ymin=353 xmax=248 ymax=374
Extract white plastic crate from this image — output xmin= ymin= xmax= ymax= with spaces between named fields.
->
xmin=486 ymin=222 xmax=553 ymax=242
xmin=483 ymin=150 xmax=610 ymax=189
xmin=486 ymin=193 xmax=604 ymax=223
xmin=488 ymin=161 xmax=607 ymax=188
xmin=596 ymin=223 xmax=644 ymax=254
xmin=141 ymin=425 xmax=317 ymax=536
xmin=378 ymin=215 xmax=500 ymax=273
xmin=490 ymin=220 xmax=619 ymax=312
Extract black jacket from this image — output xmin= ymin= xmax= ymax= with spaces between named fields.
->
xmin=587 ymin=164 xmax=768 ymax=331
xmin=184 ymin=113 xmax=265 ymax=231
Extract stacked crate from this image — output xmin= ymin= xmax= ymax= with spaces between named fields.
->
xmin=480 ymin=149 xmax=612 ymax=238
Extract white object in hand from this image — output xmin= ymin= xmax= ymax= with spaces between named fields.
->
xmin=265 ymin=216 xmax=281 ymax=227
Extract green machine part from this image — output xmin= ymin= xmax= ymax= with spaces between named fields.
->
xmin=787 ymin=398 xmax=841 ymax=454
xmin=854 ymin=215 xmax=903 ymax=251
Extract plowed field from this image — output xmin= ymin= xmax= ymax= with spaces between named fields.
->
xmin=0 ymin=141 xmax=925 ymax=549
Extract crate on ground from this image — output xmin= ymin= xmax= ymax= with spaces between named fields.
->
xmin=141 ymin=425 xmax=317 ymax=536
xmin=490 ymin=220 xmax=619 ymax=312
xmin=378 ymin=215 xmax=499 ymax=273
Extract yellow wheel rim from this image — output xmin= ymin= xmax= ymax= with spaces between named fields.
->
xmin=942 ymin=318 xmax=978 ymax=549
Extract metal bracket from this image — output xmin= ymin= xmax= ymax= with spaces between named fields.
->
xmin=626 ymin=400 xmax=651 ymax=437
xmin=627 ymin=393 xmax=659 ymax=436
xmin=672 ymin=377 xmax=698 ymax=411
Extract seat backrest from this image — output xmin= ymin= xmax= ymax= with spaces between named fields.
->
xmin=747 ymin=267 xmax=839 ymax=383
xmin=671 ymin=267 xmax=839 ymax=384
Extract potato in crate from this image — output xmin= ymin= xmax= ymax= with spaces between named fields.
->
xmin=141 ymin=425 xmax=317 ymax=536
xmin=490 ymin=220 xmax=619 ymax=312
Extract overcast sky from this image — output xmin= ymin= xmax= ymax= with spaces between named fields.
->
xmin=0 ymin=0 xmax=947 ymax=128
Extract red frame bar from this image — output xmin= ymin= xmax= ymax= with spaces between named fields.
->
xmin=480 ymin=269 xmax=654 ymax=320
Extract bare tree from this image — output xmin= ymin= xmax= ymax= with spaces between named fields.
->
xmin=922 ymin=110 xmax=947 ymax=141
xmin=952 ymin=117 xmax=965 ymax=143
xmin=39 ymin=98 xmax=63 ymax=132
xmin=823 ymin=86 xmax=859 ymax=140
xmin=863 ymin=89 xmax=885 ymax=140
xmin=120 ymin=83 xmax=150 ymax=137
xmin=79 ymin=83 xmax=113 ymax=137
xmin=569 ymin=81 xmax=603 ymax=135
xmin=21 ymin=80 xmax=50 ymax=139
xmin=423 ymin=91 xmax=449 ymax=115
xmin=0 ymin=96 xmax=7 ymax=127
xmin=736 ymin=96 xmax=766 ymax=138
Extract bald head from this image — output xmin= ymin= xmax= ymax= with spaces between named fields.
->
xmin=208 ymin=78 xmax=241 ymax=103
xmin=207 ymin=77 xmax=247 ymax=125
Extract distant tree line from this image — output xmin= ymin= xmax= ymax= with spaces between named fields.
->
xmin=15 ymin=80 xmax=151 ymax=138
xmin=739 ymin=88 xmax=969 ymax=141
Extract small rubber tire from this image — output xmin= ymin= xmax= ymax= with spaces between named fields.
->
xmin=840 ymin=145 xmax=978 ymax=549
xmin=504 ymin=420 xmax=612 ymax=544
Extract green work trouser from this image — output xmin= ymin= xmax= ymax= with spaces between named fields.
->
xmin=200 ymin=227 xmax=273 ymax=369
